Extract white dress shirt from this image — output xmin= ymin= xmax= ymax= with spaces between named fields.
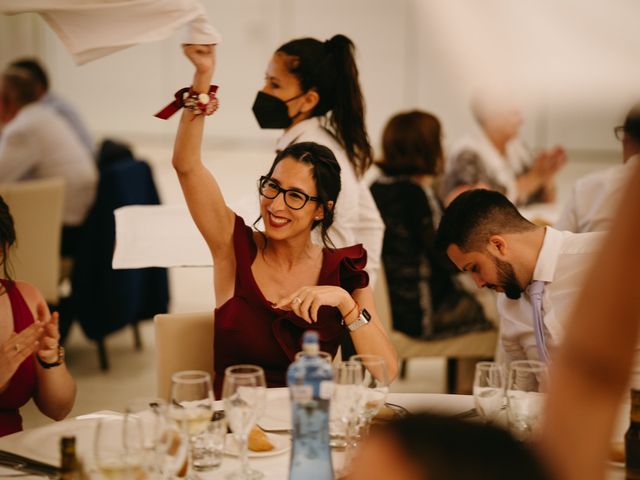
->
xmin=276 ymin=117 xmax=385 ymax=286
xmin=555 ymin=155 xmax=640 ymax=233
xmin=0 ymin=102 xmax=97 ymax=226
xmin=41 ymin=92 xmax=94 ymax=154
xmin=1 ymin=0 xmax=221 ymax=64
xmin=498 ymin=227 xmax=604 ymax=363
xmin=448 ymin=126 xmax=532 ymax=204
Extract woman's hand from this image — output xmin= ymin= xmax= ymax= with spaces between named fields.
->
xmin=183 ymin=44 xmax=215 ymax=75
xmin=36 ymin=304 xmax=60 ymax=364
xmin=275 ymin=286 xmax=356 ymax=324
xmin=0 ymin=321 xmax=43 ymax=390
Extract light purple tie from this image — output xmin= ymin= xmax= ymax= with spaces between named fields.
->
xmin=526 ymin=280 xmax=550 ymax=363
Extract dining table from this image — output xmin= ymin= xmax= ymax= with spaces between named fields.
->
xmin=0 ymin=388 xmax=627 ymax=479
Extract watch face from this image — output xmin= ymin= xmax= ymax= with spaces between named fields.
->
xmin=362 ymin=308 xmax=371 ymax=321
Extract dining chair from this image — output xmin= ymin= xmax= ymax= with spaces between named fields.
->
xmin=373 ymin=264 xmax=498 ymax=393
xmin=154 ymin=311 xmax=215 ymax=400
xmin=0 ymin=177 xmax=65 ymax=304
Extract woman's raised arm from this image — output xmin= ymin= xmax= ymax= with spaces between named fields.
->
xmin=172 ymin=44 xmax=235 ymax=258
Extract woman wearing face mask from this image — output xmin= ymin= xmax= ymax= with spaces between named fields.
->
xmin=172 ymin=44 xmax=397 ymax=397
xmin=252 ymin=34 xmax=384 ymax=287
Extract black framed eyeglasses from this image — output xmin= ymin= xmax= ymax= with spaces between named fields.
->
xmin=614 ymin=125 xmax=626 ymax=141
xmin=258 ymin=176 xmax=319 ymax=210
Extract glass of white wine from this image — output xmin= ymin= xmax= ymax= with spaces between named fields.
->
xmin=94 ymin=416 xmax=145 ymax=480
xmin=350 ymin=354 xmax=389 ymax=437
xmin=472 ymin=362 xmax=505 ymax=424
xmin=222 ymin=364 xmax=267 ymax=480
xmin=169 ymin=370 xmax=215 ymax=479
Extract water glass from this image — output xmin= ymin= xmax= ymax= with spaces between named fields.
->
xmin=350 ymin=354 xmax=389 ymax=437
xmin=169 ymin=370 xmax=215 ymax=479
xmin=192 ymin=411 xmax=226 ymax=471
xmin=506 ymin=360 xmax=548 ymax=440
xmin=331 ymin=361 xmax=363 ymax=450
xmin=222 ymin=364 xmax=267 ymax=480
xmin=472 ymin=362 xmax=505 ymax=423
xmin=94 ymin=416 xmax=145 ymax=479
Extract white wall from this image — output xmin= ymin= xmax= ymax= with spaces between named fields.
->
xmin=0 ymin=1 xmax=636 ymax=157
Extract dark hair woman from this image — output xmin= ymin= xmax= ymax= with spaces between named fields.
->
xmin=0 ymin=196 xmax=75 ymax=437
xmin=173 ymin=45 xmax=397 ymax=397
xmin=371 ymin=111 xmax=492 ymax=339
xmin=251 ymin=34 xmax=385 ymax=286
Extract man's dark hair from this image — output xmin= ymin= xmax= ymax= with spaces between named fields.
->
xmin=378 ymin=413 xmax=551 ymax=480
xmin=10 ymin=58 xmax=49 ymax=91
xmin=624 ymin=102 xmax=640 ymax=144
xmin=435 ymin=189 xmax=536 ymax=252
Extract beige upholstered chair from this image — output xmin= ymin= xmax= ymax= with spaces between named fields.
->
xmin=0 ymin=178 xmax=65 ymax=304
xmin=374 ymin=264 xmax=498 ymax=392
xmin=154 ymin=312 xmax=215 ymax=400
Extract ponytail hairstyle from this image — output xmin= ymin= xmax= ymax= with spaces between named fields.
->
xmin=0 ymin=196 xmax=16 ymax=285
xmin=276 ymin=35 xmax=372 ymax=177
xmin=256 ymin=142 xmax=341 ymax=248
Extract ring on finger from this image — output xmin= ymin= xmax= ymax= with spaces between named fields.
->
xmin=14 ymin=343 xmax=21 ymax=353
xmin=293 ymin=297 xmax=302 ymax=305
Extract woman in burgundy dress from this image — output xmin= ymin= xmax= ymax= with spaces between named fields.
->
xmin=0 ymin=197 xmax=76 ymax=437
xmin=172 ymin=45 xmax=398 ymax=396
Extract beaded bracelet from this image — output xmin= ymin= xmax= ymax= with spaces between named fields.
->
xmin=154 ymin=85 xmax=219 ymax=119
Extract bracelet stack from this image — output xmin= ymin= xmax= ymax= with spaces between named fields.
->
xmin=154 ymin=85 xmax=219 ymax=119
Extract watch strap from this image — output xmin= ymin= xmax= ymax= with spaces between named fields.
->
xmin=347 ymin=308 xmax=371 ymax=332
xmin=37 ymin=346 xmax=64 ymax=369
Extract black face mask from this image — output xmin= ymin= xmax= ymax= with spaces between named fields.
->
xmin=252 ymin=91 xmax=305 ymax=129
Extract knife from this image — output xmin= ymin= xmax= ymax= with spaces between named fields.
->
xmin=0 ymin=450 xmax=60 ymax=478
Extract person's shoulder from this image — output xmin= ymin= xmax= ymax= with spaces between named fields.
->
xmin=13 ymin=280 xmax=45 ymax=308
xmin=558 ymin=229 xmax=605 ymax=254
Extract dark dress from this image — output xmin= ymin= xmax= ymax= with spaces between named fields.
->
xmin=213 ymin=215 xmax=368 ymax=397
xmin=0 ymin=280 xmax=37 ymax=437
xmin=371 ymin=177 xmax=492 ymax=339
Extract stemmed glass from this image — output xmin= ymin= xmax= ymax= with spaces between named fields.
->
xmin=506 ymin=360 xmax=548 ymax=440
xmin=350 ymin=354 xmax=389 ymax=437
xmin=472 ymin=362 xmax=506 ymax=424
xmin=169 ymin=370 xmax=215 ymax=479
xmin=222 ymin=364 xmax=267 ymax=480
xmin=126 ymin=397 xmax=188 ymax=479
xmin=94 ymin=415 xmax=145 ymax=479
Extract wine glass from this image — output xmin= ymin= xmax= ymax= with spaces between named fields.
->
xmin=94 ymin=416 xmax=145 ymax=479
xmin=350 ymin=354 xmax=389 ymax=437
xmin=222 ymin=364 xmax=267 ymax=480
xmin=472 ymin=362 xmax=506 ymax=423
xmin=506 ymin=360 xmax=548 ymax=440
xmin=169 ymin=370 xmax=215 ymax=479
xmin=331 ymin=361 xmax=364 ymax=449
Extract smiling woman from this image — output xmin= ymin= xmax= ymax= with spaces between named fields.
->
xmin=172 ymin=44 xmax=398 ymax=397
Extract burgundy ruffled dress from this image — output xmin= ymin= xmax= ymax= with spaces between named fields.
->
xmin=213 ymin=215 xmax=368 ymax=397
xmin=0 ymin=279 xmax=37 ymax=437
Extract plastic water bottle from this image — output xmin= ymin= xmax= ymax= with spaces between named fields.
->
xmin=287 ymin=331 xmax=334 ymax=480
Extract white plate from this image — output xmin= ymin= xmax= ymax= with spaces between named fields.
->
xmin=0 ymin=412 xmax=122 ymax=465
xmin=257 ymin=390 xmax=291 ymax=431
xmin=224 ymin=433 xmax=290 ymax=458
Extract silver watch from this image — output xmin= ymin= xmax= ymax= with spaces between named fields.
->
xmin=347 ymin=308 xmax=371 ymax=332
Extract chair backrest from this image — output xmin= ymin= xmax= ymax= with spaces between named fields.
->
xmin=0 ymin=178 xmax=65 ymax=303
xmin=154 ymin=312 xmax=215 ymax=400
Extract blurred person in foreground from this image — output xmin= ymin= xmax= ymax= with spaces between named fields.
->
xmin=0 ymin=64 xmax=97 ymax=257
xmin=556 ymin=102 xmax=640 ymax=233
xmin=0 ymin=196 xmax=76 ymax=437
xmin=540 ymin=147 xmax=640 ymax=480
xmin=435 ymin=189 xmax=611 ymax=370
xmin=443 ymin=93 xmax=566 ymax=206
xmin=370 ymin=110 xmax=492 ymax=339
xmin=349 ymin=413 xmax=551 ymax=480
xmin=9 ymin=58 xmax=94 ymax=154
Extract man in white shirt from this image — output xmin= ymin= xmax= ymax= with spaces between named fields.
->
xmin=0 ymin=66 xmax=97 ymax=255
xmin=435 ymin=189 xmax=603 ymax=364
xmin=443 ymin=95 xmax=566 ymax=206
xmin=9 ymin=58 xmax=94 ymax=154
xmin=556 ymin=103 xmax=640 ymax=233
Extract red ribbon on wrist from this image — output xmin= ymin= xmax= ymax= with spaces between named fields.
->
xmin=154 ymin=85 xmax=219 ymax=119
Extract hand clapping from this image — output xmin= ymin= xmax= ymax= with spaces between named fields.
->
xmin=0 ymin=321 xmax=43 ymax=390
